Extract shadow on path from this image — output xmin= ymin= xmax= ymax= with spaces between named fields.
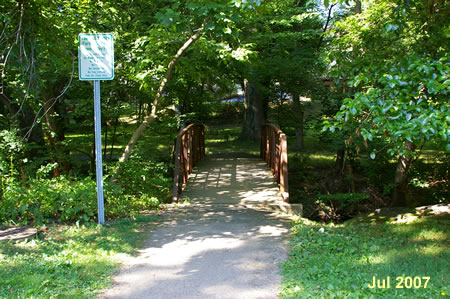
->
xmin=101 ymin=154 xmax=290 ymax=299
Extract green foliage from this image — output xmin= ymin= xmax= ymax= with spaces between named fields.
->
xmin=1 ymin=177 xmax=95 ymax=224
xmin=209 ymin=101 xmax=244 ymax=123
xmin=111 ymin=158 xmax=171 ymax=202
xmin=331 ymin=55 xmax=449 ymax=157
xmin=407 ymin=153 xmax=450 ymax=205
xmin=318 ymin=192 xmax=368 ymax=209
xmin=205 ymin=124 xmax=260 ymax=156
xmin=0 ymin=174 xmax=164 ymax=225
xmin=0 ymin=129 xmax=26 ymax=179
xmin=362 ymin=145 xmax=396 ymax=191
xmin=281 ymin=216 xmax=450 ymax=298
xmin=239 ymin=0 xmax=325 ymax=98
xmin=325 ymin=0 xmax=450 ymax=158
xmin=0 ymin=215 xmax=157 ymax=298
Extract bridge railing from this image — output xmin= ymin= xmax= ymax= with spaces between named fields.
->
xmin=172 ymin=123 xmax=205 ymax=202
xmin=260 ymin=124 xmax=289 ymax=202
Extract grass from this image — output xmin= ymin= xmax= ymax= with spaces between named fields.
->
xmin=205 ymin=124 xmax=260 ymax=156
xmin=65 ymin=119 xmax=177 ymax=163
xmin=0 ymin=215 xmax=158 ymax=298
xmin=0 ymin=116 xmax=174 ymax=297
xmin=281 ymin=213 xmax=449 ymax=298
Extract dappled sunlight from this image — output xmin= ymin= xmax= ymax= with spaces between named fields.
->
xmin=282 ymin=215 xmax=449 ymax=298
xmin=96 ymin=122 xmax=293 ymax=298
xmin=102 ymin=152 xmax=291 ymax=298
xmin=308 ymin=153 xmax=335 ymax=162
xmin=389 ymin=213 xmax=422 ymax=224
xmin=201 ymin=284 xmax=274 ymax=298
xmin=414 ymin=230 xmax=447 ymax=242
xmin=183 ymin=155 xmax=284 ymax=208
xmin=420 ymin=149 xmax=447 ymax=164
xmin=258 ymin=225 xmax=288 ymax=236
xmin=137 ymin=237 xmax=244 ymax=267
xmin=356 ymin=252 xmax=389 ymax=266
xmin=418 ymin=244 xmax=446 ymax=256
xmin=102 ymin=203 xmax=290 ymax=298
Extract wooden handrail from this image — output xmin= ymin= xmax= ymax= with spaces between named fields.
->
xmin=260 ymin=124 xmax=289 ymax=202
xmin=172 ymin=123 xmax=205 ymax=202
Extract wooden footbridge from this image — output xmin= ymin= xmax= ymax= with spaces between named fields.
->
xmin=172 ymin=123 xmax=290 ymax=208
xmin=104 ymin=124 xmax=297 ymax=298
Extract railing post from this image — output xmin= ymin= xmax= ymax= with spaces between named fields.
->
xmin=172 ymin=123 xmax=206 ymax=202
xmin=172 ymin=134 xmax=182 ymax=202
xmin=260 ymin=123 xmax=289 ymax=202
xmin=280 ymin=132 xmax=289 ymax=202
xmin=201 ymin=125 xmax=205 ymax=158
xmin=182 ymin=133 xmax=188 ymax=184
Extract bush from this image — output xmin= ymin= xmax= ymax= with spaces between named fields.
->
xmin=1 ymin=177 xmax=97 ymax=224
xmin=0 ymin=129 xmax=27 ymax=200
xmin=112 ymin=158 xmax=171 ymax=202
xmin=318 ymin=192 xmax=369 ymax=209
xmin=0 ymin=176 xmax=163 ymax=225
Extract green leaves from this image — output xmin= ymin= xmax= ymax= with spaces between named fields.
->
xmin=323 ymin=0 xmax=351 ymax=8
xmin=327 ymin=41 xmax=450 ymax=156
xmin=155 ymin=9 xmax=181 ymax=27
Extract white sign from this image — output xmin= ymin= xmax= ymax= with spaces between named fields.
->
xmin=79 ymin=33 xmax=114 ymax=80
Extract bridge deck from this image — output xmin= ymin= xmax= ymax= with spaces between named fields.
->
xmin=182 ymin=154 xmax=283 ymax=207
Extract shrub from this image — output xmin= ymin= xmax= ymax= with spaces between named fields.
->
xmin=318 ymin=192 xmax=369 ymax=209
xmin=0 ymin=176 xmax=162 ymax=225
xmin=113 ymin=158 xmax=171 ymax=202
xmin=0 ymin=129 xmax=26 ymax=179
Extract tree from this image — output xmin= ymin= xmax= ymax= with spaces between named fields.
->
xmin=116 ymin=0 xmax=260 ymax=164
xmin=0 ymin=1 xmax=47 ymax=160
xmin=325 ymin=0 xmax=449 ymax=205
xmin=118 ymin=22 xmax=207 ymax=164
xmin=236 ymin=0 xmax=325 ymax=142
xmin=241 ymin=80 xmax=265 ymax=139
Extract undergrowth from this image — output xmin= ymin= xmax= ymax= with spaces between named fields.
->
xmin=0 ymin=160 xmax=170 ymax=225
xmin=281 ymin=214 xmax=449 ymax=298
xmin=0 ymin=215 xmax=158 ymax=298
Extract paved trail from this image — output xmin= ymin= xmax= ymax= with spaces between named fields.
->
xmin=101 ymin=154 xmax=291 ymax=299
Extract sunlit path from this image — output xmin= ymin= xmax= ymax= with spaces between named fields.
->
xmin=183 ymin=155 xmax=282 ymax=207
xmin=101 ymin=154 xmax=290 ymax=299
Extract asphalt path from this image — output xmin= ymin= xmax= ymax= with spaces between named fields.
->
xmin=101 ymin=155 xmax=291 ymax=299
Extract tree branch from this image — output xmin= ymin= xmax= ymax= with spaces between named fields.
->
xmin=117 ymin=19 xmax=208 ymax=166
xmin=317 ymin=3 xmax=336 ymax=51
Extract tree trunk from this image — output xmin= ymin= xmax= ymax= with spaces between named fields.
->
xmin=41 ymin=84 xmax=71 ymax=174
xmin=355 ymin=0 xmax=362 ymax=13
xmin=19 ymin=104 xmax=46 ymax=152
xmin=117 ymin=21 xmax=207 ymax=167
xmin=393 ymin=142 xmax=416 ymax=206
xmin=292 ymin=93 xmax=304 ymax=150
xmin=241 ymin=79 xmax=265 ymax=140
xmin=1 ymin=94 xmax=46 ymax=159
xmin=347 ymin=163 xmax=356 ymax=193
xmin=335 ymin=149 xmax=345 ymax=174
xmin=295 ymin=115 xmax=304 ymax=150
xmin=109 ymin=116 xmax=119 ymax=160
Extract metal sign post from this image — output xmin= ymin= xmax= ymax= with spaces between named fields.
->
xmin=93 ymin=80 xmax=105 ymax=224
xmin=79 ymin=33 xmax=114 ymax=225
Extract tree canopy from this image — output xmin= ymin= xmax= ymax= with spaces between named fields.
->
xmin=1 ymin=0 xmax=448 ymax=222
